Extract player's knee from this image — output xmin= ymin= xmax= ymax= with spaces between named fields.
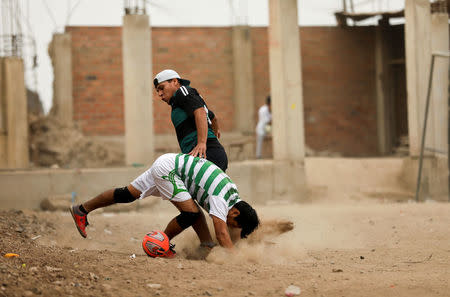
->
xmin=113 ymin=186 xmax=136 ymax=203
xmin=176 ymin=211 xmax=200 ymax=230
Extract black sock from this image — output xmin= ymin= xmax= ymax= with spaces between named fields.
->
xmin=79 ymin=204 xmax=88 ymax=215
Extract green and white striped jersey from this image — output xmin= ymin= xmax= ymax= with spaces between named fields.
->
xmin=131 ymin=153 xmax=241 ymax=222
xmin=173 ymin=153 xmax=240 ymax=210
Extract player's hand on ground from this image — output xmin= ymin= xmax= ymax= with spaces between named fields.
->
xmin=189 ymin=143 xmax=207 ymax=158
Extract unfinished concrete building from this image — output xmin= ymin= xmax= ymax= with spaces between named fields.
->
xmin=0 ymin=0 xmax=448 ymax=209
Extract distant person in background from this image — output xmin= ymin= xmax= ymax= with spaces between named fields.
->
xmin=255 ymin=95 xmax=272 ymax=159
xmin=153 ymin=69 xmax=228 ymax=172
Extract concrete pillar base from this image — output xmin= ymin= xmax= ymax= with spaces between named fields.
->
xmin=273 ymin=160 xmax=307 ymax=202
xmin=399 ymin=156 xmax=449 ymax=201
xmin=227 ymin=159 xmax=307 ymax=204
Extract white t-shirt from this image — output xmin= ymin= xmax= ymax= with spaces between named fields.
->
xmin=256 ymin=104 xmax=271 ymax=136
xmin=131 ymin=153 xmax=240 ymax=222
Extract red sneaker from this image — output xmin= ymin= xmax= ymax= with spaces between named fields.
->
xmin=69 ymin=205 xmax=89 ymax=238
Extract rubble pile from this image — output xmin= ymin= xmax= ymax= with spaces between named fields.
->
xmin=28 ymin=115 xmax=124 ymax=168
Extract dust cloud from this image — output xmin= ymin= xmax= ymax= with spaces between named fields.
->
xmin=206 ymin=202 xmax=379 ymax=265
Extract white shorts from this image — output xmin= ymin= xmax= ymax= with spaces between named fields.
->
xmin=131 ymin=154 xmax=192 ymax=203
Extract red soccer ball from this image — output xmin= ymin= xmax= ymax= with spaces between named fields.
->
xmin=142 ymin=230 xmax=170 ymax=257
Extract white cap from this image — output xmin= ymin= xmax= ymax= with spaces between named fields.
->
xmin=153 ymin=69 xmax=190 ymax=88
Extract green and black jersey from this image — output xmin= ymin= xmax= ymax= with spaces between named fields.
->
xmin=169 ymin=85 xmax=217 ymax=153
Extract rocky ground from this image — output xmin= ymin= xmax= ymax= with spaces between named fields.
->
xmin=1 ymin=199 xmax=449 ymax=297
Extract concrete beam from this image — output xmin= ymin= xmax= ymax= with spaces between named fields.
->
xmin=48 ymin=33 xmax=73 ymax=123
xmin=122 ymin=14 xmax=154 ymax=166
xmin=232 ymin=26 xmax=255 ymax=134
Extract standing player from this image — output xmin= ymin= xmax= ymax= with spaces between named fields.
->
xmin=154 ymin=69 xmax=228 ymax=172
xmin=256 ymin=95 xmax=272 ymax=159
xmin=70 ymin=153 xmax=260 ymax=254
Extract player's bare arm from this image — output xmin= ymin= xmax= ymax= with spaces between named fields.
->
xmin=211 ymin=116 xmax=221 ymax=139
xmin=211 ymin=215 xmax=234 ymax=249
xmin=189 ymin=107 xmax=208 ymax=158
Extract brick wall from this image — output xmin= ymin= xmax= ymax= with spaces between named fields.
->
xmin=151 ymin=28 xmax=234 ymax=134
xmin=68 ymin=27 xmax=124 ymax=135
xmin=68 ymin=25 xmax=378 ymax=156
xmin=301 ymin=27 xmax=377 ymax=156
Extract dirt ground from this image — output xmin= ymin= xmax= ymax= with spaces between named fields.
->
xmin=1 ymin=197 xmax=449 ymax=297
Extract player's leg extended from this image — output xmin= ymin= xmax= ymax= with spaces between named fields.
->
xmin=82 ymin=185 xmax=141 ymax=212
xmin=70 ymin=185 xmax=141 ymax=238
xmin=81 ymin=189 xmax=115 ymax=213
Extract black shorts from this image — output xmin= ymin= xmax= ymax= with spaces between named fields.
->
xmin=206 ymin=138 xmax=228 ymax=172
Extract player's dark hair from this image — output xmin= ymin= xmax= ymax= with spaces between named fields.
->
xmin=266 ymin=95 xmax=271 ymax=105
xmin=234 ymin=201 xmax=260 ymax=239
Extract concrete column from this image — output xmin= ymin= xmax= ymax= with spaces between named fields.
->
xmin=268 ymin=0 xmax=305 ymax=161
xmin=404 ymin=0 xmax=432 ymax=156
xmin=0 ymin=58 xmax=7 ymax=167
xmin=122 ymin=14 xmax=154 ymax=166
xmin=429 ymin=12 xmax=449 ymax=201
xmin=48 ymin=33 xmax=73 ymax=123
xmin=375 ymin=23 xmax=394 ymax=155
xmin=430 ymin=12 xmax=449 ymax=155
xmin=0 ymin=58 xmax=29 ymax=168
xmin=268 ymin=0 xmax=306 ymax=201
xmin=232 ymin=26 xmax=255 ymax=134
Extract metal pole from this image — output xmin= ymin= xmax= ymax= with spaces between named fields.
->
xmin=415 ymin=55 xmax=436 ymax=202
